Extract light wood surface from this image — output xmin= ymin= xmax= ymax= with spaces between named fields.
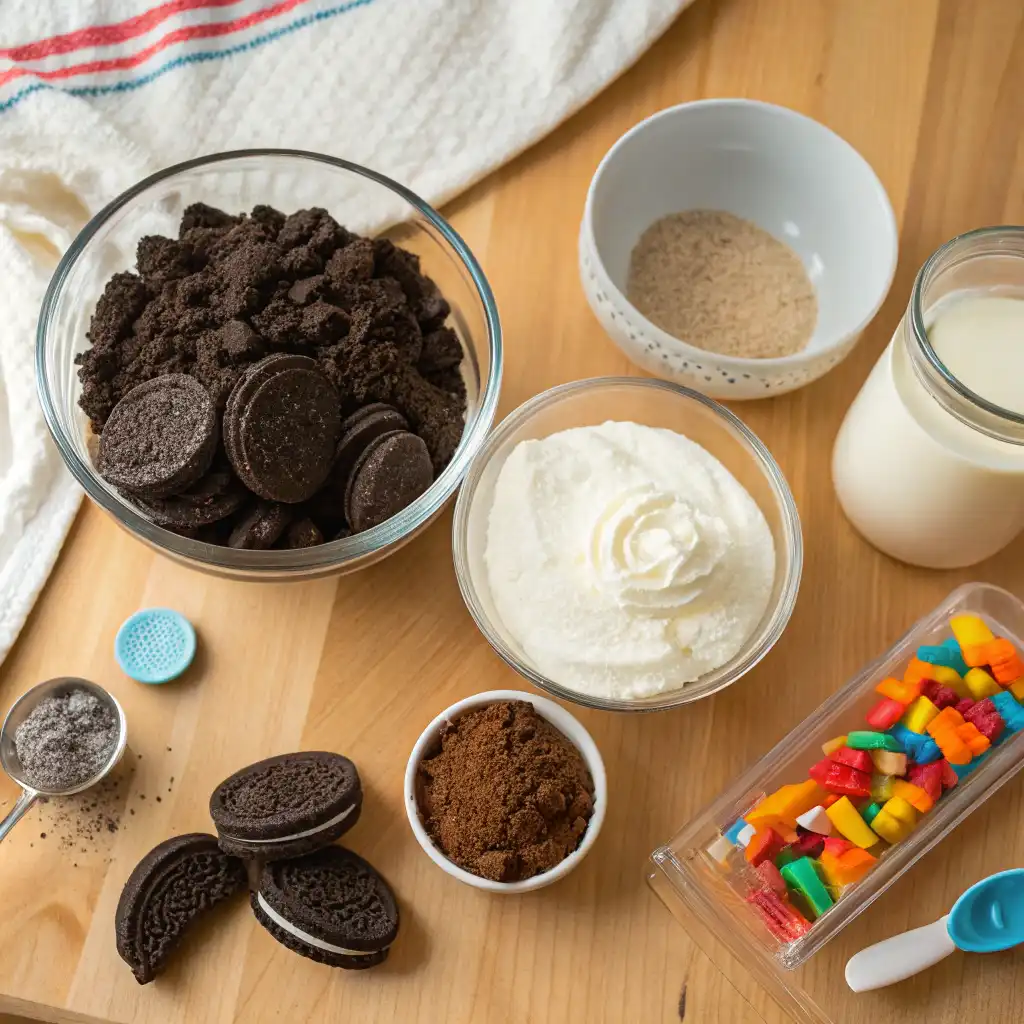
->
xmin=3 ymin=1 xmax=1024 ymax=1022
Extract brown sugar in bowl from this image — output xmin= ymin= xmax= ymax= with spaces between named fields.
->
xmin=404 ymin=690 xmax=607 ymax=893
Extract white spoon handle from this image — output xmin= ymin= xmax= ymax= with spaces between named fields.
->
xmin=845 ymin=915 xmax=956 ymax=992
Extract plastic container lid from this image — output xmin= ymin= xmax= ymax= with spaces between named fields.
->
xmin=115 ymin=608 xmax=196 ymax=684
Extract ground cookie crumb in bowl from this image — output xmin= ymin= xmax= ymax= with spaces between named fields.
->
xmin=416 ymin=700 xmax=594 ymax=883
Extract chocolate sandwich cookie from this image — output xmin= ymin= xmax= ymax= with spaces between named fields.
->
xmin=333 ymin=403 xmax=409 ymax=483
xmin=282 ymin=518 xmax=324 ymax=548
xmin=251 ymin=847 xmax=399 ymax=969
xmin=344 ymin=430 xmax=434 ymax=532
xmin=100 ymin=374 xmax=216 ymax=498
xmin=228 ymin=501 xmax=293 ymax=549
xmin=209 ymin=752 xmax=362 ymax=860
xmin=224 ymin=355 xmax=342 ymax=503
xmin=115 ymin=833 xmax=247 ymax=984
xmin=130 ymin=465 xmax=246 ymax=530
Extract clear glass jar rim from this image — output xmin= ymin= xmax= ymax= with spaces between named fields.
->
xmin=35 ymin=148 xmax=503 ymax=575
xmin=908 ymin=224 xmax=1024 ymax=440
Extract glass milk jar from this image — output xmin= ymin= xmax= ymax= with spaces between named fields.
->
xmin=833 ymin=227 xmax=1024 ymax=569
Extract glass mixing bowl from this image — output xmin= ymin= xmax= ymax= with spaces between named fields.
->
xmin=452 ymin=377 xmax=803 ymax=712
xmin=36 ymin=150 xmax=502 ymax=581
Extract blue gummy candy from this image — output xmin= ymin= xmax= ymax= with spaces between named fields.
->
xmin=941 ymin=637 xmax=970 ymax=676
xmin=918 ymin=644 xmax=961 ymax=670
xmin=724 ymin=818 xmax=748 ymax=845
xmin=889 ymin=723 xmax=942 ymax=764
xmin=991 ymin=691 xmax=1024 ymax=734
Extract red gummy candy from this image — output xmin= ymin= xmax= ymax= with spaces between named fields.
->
xmin=756 ymin=860 xmax=788 ymax=896
xmin=939 ymin=759 xmax=959 ymax=790
xmin=865 ymin=698 xmax=905 ymax=730
xmin=922 ymin=680 xmax=960 ymax=709
xmin=964 ymin=698 xmax=1005 ymax=743
xmin=822 ymin=837 xmax=854 ymax=856
xmin=830 ymin=746 xmax=874 ymax=773
xmin=906 ymin=761 xmax=943 ymax=802
xmin=808 ymin=757 xmax=872 ymax=797
xmin=746 ymin=827 xmax=786 ymax=867
xmin=954 ymin=698 xmax=976 ymax=717
xmin=747 ymin=888 xmax=811 ymax=942
xmin=791 ymin=833 xmax=825 ymax=859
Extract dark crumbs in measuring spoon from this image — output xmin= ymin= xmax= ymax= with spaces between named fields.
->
xmin=14 ymin=689 xmax=118 ymax=791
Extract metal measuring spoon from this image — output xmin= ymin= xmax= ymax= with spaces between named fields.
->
xmin=0 ymin=677 xmax=127 ymax=842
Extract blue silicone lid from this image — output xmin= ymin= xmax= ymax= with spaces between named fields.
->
xmin=115 ymin=608 xmax=196 ymax=684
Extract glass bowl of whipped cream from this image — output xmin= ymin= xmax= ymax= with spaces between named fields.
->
xmin=452 ymin=377 xmax=802 ymax=711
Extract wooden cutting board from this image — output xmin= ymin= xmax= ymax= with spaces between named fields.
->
xmin=2 ymin=2 xmax=1024 ymax=1022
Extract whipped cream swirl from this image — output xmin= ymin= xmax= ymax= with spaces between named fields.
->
xmin=483 ymin=421 xmax=776 ymax=701
xmin=589 ymin=487 xmax=730 ymax=614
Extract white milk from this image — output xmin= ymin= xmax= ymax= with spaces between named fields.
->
xmin=833 ymin=293 xmax=1024 ymax=568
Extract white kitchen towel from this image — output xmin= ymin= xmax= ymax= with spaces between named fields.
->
xmin=0 ymin=0 xmax=689 ymax=663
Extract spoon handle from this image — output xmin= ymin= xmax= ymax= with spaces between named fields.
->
xmin=0 ymin=788 xmax=38 ymax=843
xmin=845 ymin=915 xmax=956 ymax=992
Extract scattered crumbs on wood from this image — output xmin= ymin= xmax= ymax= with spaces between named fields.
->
xmin=166 ymin=747 xmax=172 ymax=752
xmin=129 ymin=809 xmax=135 ymax=815
xmin=139 ymin=794 xmax=145 ymax=800
xmin=40 ymin=832 xmax=46 ymax=839
xmin=678 ymin=984 xmax=687 ymax=1021
xmin=137 ymin=753 xmax=142 ymax=760
xmin=156 ymin=796 xmax=162 ymax=803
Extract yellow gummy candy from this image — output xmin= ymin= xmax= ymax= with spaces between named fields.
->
xmin=822 ymin=735 xmax=848 ymax=756
xmin=825 ymin=796 xmax=880 ymax=850
xmin=870 ymin=773 xmax=895 ymax=802
xmin=1011 ymin=678 xmax=1024 ymax=703
xmin=951 ymin=614 xmax=994 ymax=648
xmin=964 ymin=667 xmax=1001 ymax=700
xmin=884 ymin=796 xmax=918 ymax=827
xmin=902 ymin=695 xmax=940 ymax=734
xmin=870 ymin=809 xmax=910 ymax=844
xmin=930 ymin=665 xmax=968 ymax=698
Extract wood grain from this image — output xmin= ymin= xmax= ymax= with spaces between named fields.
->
xmin=2 ymin=1 xmax=1024 ymax=1021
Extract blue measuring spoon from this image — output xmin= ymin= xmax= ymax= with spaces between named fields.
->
xmin=846 ymin=868 xmax=1024 ymax=992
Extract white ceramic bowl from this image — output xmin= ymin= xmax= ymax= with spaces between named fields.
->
xmin=580 ymin=99 xmax=898 ymax=399
xmin=404 ymin=690 xmax=607 ymax=893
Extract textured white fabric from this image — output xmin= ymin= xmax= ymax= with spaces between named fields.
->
xmin=0 ymin=0 xmax=688 ymax=663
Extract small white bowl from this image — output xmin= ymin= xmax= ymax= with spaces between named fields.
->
xmin=580 ymin=98 xmax=898 ymax=399
xmin=404 ymin=689 xmax=607 ymax=893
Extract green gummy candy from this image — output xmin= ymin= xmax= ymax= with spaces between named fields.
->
xmin=774 ymin=846 xmax=797 ymax=869
xmin=780 ymin=856 xmax=834 ymax=919
xmin=846 ymin=730 xmax=903 ymax=752
xmin=862 ymin=802 xmax=882 ymax=826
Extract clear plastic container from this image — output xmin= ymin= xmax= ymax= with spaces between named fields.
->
xmin=649 ymin=583 xmax=1024 ymax=1024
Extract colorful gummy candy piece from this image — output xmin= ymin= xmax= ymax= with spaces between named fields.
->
xmin=792 ymin=832 xmax=826 ymax=859
xmin=950 ymin=613 xmax=994 ymax=650
xmin=865 ymin=697 xmax=905 ymax=730
xmin=906 ymin=761 xmax=943 ymax=802
xmin=921 ymin=680 xmax=961 ymax=710
xmin=990 ymin=690 xmax=1024 ymax=733
xmin=870 ymin=773 xmax=896 ymax=802
xmin=724 ymin=818 xmax=749 ymax=845
xmin=964 ymin=667 xmax=1001 ymax=700
xmin=775 ymin=845 xmax=797 ymax=869
xmin=903 ymin=657 xmax=933 ymax=686
xmin=809 ymin=758 xmax=872 ymax=797
xmin=861 ymin=802 xmax=882 ymax=826
xmin=871 ymin=796 xmax=918 ymax=844
xmin=954 ymin=697 xmax=976 ymax=717
xmin=756 ymin=859 xmax=788 ymax=896
xmin=901 ymin=696 xmax=941 ymax=734
xmin=868 ymin=749 xmax=907 ymax=776
xmin=957 ymin=720 xmax=990 ymax=757
xmin=939 ymin=759 xmax=959 ymax=790
xmin=963 ymin=697 xmax=1005 ymax=743
xmin=819 ymin=846 xmax=876 ymax=888
xmin=1011 ymin=679 xmax=1024 ymax=703
xmin=987 ymin=638 xmax=1024 ymax=684
xmin=887 ymin=723 xmax=941 ymax=764
xmin=821 ymin=734 xmax=848 ymax=756
xmin=781 ymin=857 xmax=834 ymax=919
xmin=940 ymin=637 xmax=970 ymax=676
xmin=747 ymin=888 xmax=811 ymax=941
xmin=875 ymin=676 xmax=923 ymax=705
xmin=918 ymin=644 xmax=962 ymax=670
xmin=891 ymin=779 xmax=933 ymax=813
xmin=846 ymin=730 xmax=903 ymax=752
xmin=745 ymin=779 xmax=825 ymax=831
xmin=825 ymin=796 xmax=880 ymax=849
xmin=707 ymin=834 xmax=734 ymax=864
xmin=926 ymin=707 xmax=972 ymax=765
xmin=795 ymin=805 xmax=833 ymax=835
xmin=737 ymin=823 xmax=757 ymax=847
xmin=830 ymin=746 xmax=874 ymax=773
xmin=746 ymin=827 xmax=787 ymax=866
xmin=822 ymin=836 xmax=854 ymax=856
xmin=823 ymin=793 xmax=842 ymax=808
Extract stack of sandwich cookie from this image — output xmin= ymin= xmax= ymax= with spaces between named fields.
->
xmin=115 ymin=749 xmax=399 ymax=981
